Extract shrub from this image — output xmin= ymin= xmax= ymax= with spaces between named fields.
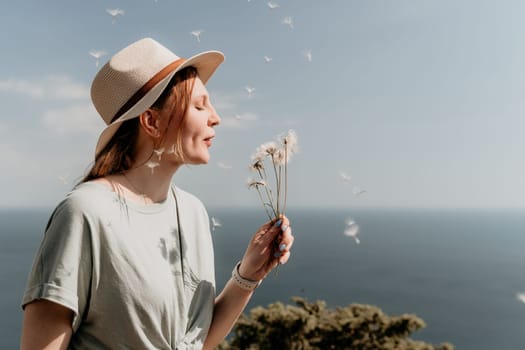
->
xmin=217 ymin=297 xmax=453 ymax=350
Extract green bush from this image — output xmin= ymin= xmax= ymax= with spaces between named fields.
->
xmin=217 ymin=297 xmax=453 ymax=350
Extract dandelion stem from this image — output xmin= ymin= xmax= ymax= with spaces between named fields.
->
xmin=256 ymin=187 xmax=274 ymax=220
xmin=259 ymin=167 xmax=277 ymax=217
xmin=270 ymin=154 xmax=280 ymax=216
xmin=282 ymin=144 xmax=288 ymax=215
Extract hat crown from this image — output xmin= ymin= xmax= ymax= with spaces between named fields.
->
xmin=91 ymin=38 xmax=179 ymax=125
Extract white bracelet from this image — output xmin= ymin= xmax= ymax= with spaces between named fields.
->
xmin=231 ymin=261 xmax=262 ymax=291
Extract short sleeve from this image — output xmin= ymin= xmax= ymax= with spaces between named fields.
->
xmin=22 ymin=197 xmax=93 ymax=330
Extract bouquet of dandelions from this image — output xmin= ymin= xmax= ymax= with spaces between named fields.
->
xmin=247 ymin=130 xmax=298 ymax=221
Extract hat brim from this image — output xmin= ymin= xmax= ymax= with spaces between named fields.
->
xmin=95 ymin=50 xmax=224 ymax=157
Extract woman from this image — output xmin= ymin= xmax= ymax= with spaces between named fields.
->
xmin=20 ymin=37 xmax=294 ymax=349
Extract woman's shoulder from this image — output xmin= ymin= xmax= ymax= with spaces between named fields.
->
xmin=43 ymin=181 xmax=115 ymax=231
xmin=172 ymin=185 xmax=208 ymax=215
xmin=172 ymin=185 xmax=203 ymax=205
xmin=54 ymin=181 xmax=116 ymax=214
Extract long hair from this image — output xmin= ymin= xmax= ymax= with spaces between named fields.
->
xmin=80 ymin=66 xmax=198 ymax=183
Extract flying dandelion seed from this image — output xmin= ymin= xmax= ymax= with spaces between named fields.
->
xmin=57 ymin=173 xmax=70 ymax=185
xmin=234 ymin=113 xmax=258 ymax=122
xmin=344 ymin=218 xmax=360 ymax=244
xmin=217 ymin=161 xmax=232 ymax=169
xmin=166 ymin=144 xmax=176 ymax=155
xmin=339 ymin=171 xmax=352 ymax=184
xmin=345 ymin=218 xmax=356 ymax=226
xmin=352 ymin=186 xmax=367 ymax=196
xmin=303 ymin=49 xmax=313 ymax=62
xmin=282 ymin=16 xmax=294 ymax=29
xmin=153 ymin=148 xmax=165 ymax=161
xmin=106 ymin=8 xmax=124 ymax=24
xmin=211 ymin=217 xmax=222 ymax=231
xmin=263 ymin=55 xmax=273 ymax=63
xmin=89 ymin=50 xmax=107 ymax=67
xmin=145 ymin=160 xmax=160 ymax=174
xmin=517 ymin=293 xmax=525 ymax=304
xmin=245 ymin=85 xmax=255 ymax=98
xmin=267 ymin=1 xmax=280 ymax=9
xmin=190 ymin=30 xmax=204 ymax=43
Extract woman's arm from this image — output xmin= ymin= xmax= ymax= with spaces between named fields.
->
xmin=203 ymin=216 xmax=294 ymax=350
xmin=202 ymin=278 xmax=254 ymax=350
xmin=20 ymin=299 xmax=74 ymax=350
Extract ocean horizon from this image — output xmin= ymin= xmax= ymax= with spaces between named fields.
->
xmin=1 ymin=207 xmax=524 ymax=349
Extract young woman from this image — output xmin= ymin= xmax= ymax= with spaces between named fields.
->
xmin=20 ymin=37 xmax=294 ymax=350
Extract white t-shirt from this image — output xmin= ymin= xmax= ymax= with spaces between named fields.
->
xmin=22 ymin=182 xmax=216 ymax=349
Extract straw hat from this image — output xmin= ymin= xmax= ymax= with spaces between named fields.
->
xmin=91 ymin=37 xmax=224 ymax=156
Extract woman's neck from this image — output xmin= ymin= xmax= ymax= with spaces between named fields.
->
xmin=121 ymin=164 xmax=174 ymax=204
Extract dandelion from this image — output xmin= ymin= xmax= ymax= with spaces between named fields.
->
xmin=247 ymin=130 xmax=298 ymax=220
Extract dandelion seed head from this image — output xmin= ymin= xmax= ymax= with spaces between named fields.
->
xmin=249 ymin=159 xmax=265 ymax=172
xmin=273 ymin=148 xmax=289 ymax=165
xmin=258 ymin=141 xmax=278 ymax=156
xmin=247 ymin=178 xmax=267 ymax=189
xmin=282 ymin=129 xmax=299 ymax=154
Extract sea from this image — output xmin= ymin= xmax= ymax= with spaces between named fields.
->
xmin=1 ymin=208 xmax=524 ymax=349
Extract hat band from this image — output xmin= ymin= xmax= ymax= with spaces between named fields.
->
xmin=110 ymin=57 xmax=186 ymax=123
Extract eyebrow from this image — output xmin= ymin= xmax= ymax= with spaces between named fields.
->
xmin=195 ymin=94 xmax=208 ymax=104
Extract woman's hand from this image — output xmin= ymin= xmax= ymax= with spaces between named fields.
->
xmin=238 ymin=215 xmax=294 ymax=281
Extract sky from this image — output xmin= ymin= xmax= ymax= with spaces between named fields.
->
xmin=0 ymin=0 xmax=524 ymax=210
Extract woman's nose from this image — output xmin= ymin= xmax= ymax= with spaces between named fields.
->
xmin=208 ymin=105 xmax=221 ymax=126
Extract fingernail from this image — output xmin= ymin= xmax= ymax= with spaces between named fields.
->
xmin=274 ymin=219 xmax=282 ymax=227
xmin=274 ymin=252 xmax=282 ymax=258
xmin=279 ymin=243 xmax=287 ymax=252
xmin=281 ymin=224 xmax=288 ymax=232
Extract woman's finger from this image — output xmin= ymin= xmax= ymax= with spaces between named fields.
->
xmin=258 ymin=216 xmax=290 ymax=244
xmin=278 ymin=251 xmax=291 ymax=265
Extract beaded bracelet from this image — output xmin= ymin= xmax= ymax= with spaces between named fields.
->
xmin=231 ymin=261 xmax=262 ymax=291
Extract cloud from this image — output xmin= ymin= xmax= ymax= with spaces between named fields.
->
xmin=0 ymin=75 xmax=89 ymax=100
xmin=43 ymin=103 xmax=103 ymax=135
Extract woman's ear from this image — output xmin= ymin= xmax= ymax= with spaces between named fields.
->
xmin=139 ymin=109 xmax=162 ymax=138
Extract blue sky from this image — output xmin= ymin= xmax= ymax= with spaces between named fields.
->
xmin=1 ymin=0 xmax=524 ymax=210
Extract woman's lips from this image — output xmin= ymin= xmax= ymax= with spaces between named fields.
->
xmin=204 ymin=136 xmax=214 ymax=147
